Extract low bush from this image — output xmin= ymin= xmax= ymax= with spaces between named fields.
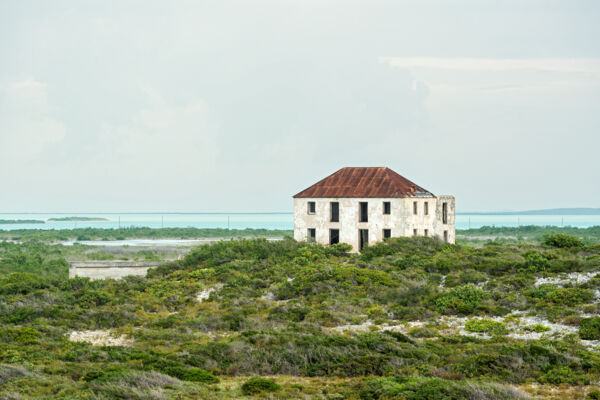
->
xmin=464 ymin=319 xmax=507 ymax=335
xmin=580 ymin=317 xmax=600 ymax=340
xmin=543 ymin=234 xmax=584 ymax=248
xmin=526 ymin=285 xmax=594 ymax=306
xmin=241 ymin=377 xmax=280 ymax=395
xmin=142 ymin=358 xmax=219 ymax=383
xmin=357 ymin=376 xmax=526 ymax=400
xmin=539 ymin=366 xmax=589 ymax=385
xmin=456 ymin=353 xmax=506 ymax=379
xmin=0 ymin=272 xmax=49 ymax=295
xmin=521 ymin=251 xmax=550 ymax=272
xmin=408 ymin=327 xmax=436 ymax=338
xmin=0 ymin=327 xmax=41 ymax=345
xmin=435 ymin=285 xmax=488 ymax=315
xmin=524 ymin=324 xmax=551 ymax=333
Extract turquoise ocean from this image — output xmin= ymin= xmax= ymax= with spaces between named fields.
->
xmin=1 ymin=213 xmax=599 ymax=231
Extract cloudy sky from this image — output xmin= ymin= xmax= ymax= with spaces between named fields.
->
xmin=1 ymin=0 xmax=599 ymax=212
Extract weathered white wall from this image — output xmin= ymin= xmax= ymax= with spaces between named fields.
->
xmin=293 ymin=196 xmax=455 ymax=252
xmin=434 ymin=195 xmax=456 ymax=244
xmin=69 ymin=261 xmax=166 ymax=280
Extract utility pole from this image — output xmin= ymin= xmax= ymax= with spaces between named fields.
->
xmin=161 ymin=216 xmax=164 ymax=229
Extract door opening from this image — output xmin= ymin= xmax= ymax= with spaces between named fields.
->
xmin=359 ymin=229 xmax=369 ymax=251
xmin=330 ymin=229 xmax=340 ymax=245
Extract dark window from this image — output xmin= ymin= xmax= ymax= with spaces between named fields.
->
xmin=424 ymin=229 xmax=428 ymax=237
xmin=359 ymin=202 xmax=368 ymax=222
xmin=413 ymin=229 xmax=417 ymax=236
xmin=383 ymin=201 xmax=391 ymax=215
xmin=308 ymin=201 xmax=316 ymax=214
xmin=307 ymin=228 xmax=316 ymax=242
xmin=329 ymin=229 xmax=339 ymax=245
xmin=442 ymin=202 xmax=448 ymax=224
xmin=424 ymin=202 xmax=429 ymax=215
xmin=330 ymin=202 xmax=339 ymax=222
xmin=383 ymin=229 xmax=391 ymax=239
xmin=413 ymin=201 xmax=418 ymax=215
xmin=444 ymin=230 xmax=448 ymax=243
xmin=359 ymin=229 xmax=369 ymax=250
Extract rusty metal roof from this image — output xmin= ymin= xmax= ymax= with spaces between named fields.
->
xmin=293 ymin=167 xmax=434 ymax=198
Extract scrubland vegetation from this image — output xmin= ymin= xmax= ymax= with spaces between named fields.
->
xmin=458 ymin=225 xmax=600 ymax=245
xmin=3 ymin=224 xmax=597 ymax=244
xmin=1 ymin=230 xmax=600 ymax=398
xmin=0 ymin=227 xmax=292 ymax=242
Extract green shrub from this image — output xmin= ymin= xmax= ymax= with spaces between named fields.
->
xmin=384 ymin=330 xmax=414 ymax=343
xmin=241 ymin=377 xmax=280 ymax=395
xmin=74 ymin=289 xmax=112 ymax=307
xmin=82 ymin=370 xmax=105 ymax=382
xmin=456 ymin=353 xmax=504 ymax=378
xmin=0 ymin=327 xmax=42 ymax=345
xmin=268 ymin=304 xmax=310 ymax=322
xmin=521 ymin=251 xmax=550 ymax=272
xmin=539 ymin=366 xmax=589 ymax=385
xmin=524 ymin=324 xmax=551 ymax=333
xmin=526 ymin=285 xmax=594 ymax=306
xmin=408 ymin=327 xmax=436 ymax=338
xmin=457 ymin=270 xmax=488 ymax=285
xmin=81 ymin=366 xmax=126 ymax=382
xmin=358 ymin=376 xmax=520 ymax=400
xmin=366 ymin=306 xmax=387 ymax=320
xmin=587 ymin=391 xmax=600 ymax=400
xmin=86 ymin=251 xmax=116 ymax=261
xmin=543 ymin=234 xmax=584 ymax=248
xmin=580 ymin=317 xmax=600 ymax=340
xmin=464 ymin=319 xmax=507 ymax=335
xmin=0 ymin=272 xmax=49 ymax=295
xmin=159 ymin=365 xmax=218 ymax=383
xmin=435 ymin=285 xmax=487 ymax=314
xmin=546 ymin=287 xmax=594 ymax=306
xmin=143 ymin=358 xmax=218 ymax=383
xmin=178 ymin=367 xmax=219 ymax=383
xmin=325 ymin=242 xmax=352 ymax=257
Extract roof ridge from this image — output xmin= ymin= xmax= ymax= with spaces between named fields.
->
xmin=293 ymin=167 xmax=434 ymax=198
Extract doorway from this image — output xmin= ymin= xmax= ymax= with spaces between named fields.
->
xmin=330 ymin=229 xmax=340 ymax=245
xmin=359 ymin=229 xmax=369 ymax=251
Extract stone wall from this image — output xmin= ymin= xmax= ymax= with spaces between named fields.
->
xmin=293 ymin=196 xmax=456 ymax=252
xmin=68 ymin=261 xmax=167 ymax=280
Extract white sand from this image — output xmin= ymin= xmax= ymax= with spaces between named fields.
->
xmin=68 ymin=330 xmax=133 ymax=346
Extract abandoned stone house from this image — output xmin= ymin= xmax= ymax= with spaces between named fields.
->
xmin=293 ymin=167 xmax=455 ymax=252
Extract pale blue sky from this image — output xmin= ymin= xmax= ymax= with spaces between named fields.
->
xmin=1 ymin=1 xmax=599 ymax=212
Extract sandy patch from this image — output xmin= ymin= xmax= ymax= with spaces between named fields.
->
xmin=196 ymin=284 xmax=223 ymax=302
xmin=69 ymin=330 xmax=133 ymax=346
xmin=325 ymin=314 xmax=600 ymax=350
xmin=535 ymin=271 xmax=600 ymax=287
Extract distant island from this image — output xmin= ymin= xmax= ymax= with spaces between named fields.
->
xmin=48 ymin=217 xmax=109 ymax=222
xmin=0 ymin=219 xmax=45 ymax=224
xmin=459 ymin=208 xmax=600 ymax=216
